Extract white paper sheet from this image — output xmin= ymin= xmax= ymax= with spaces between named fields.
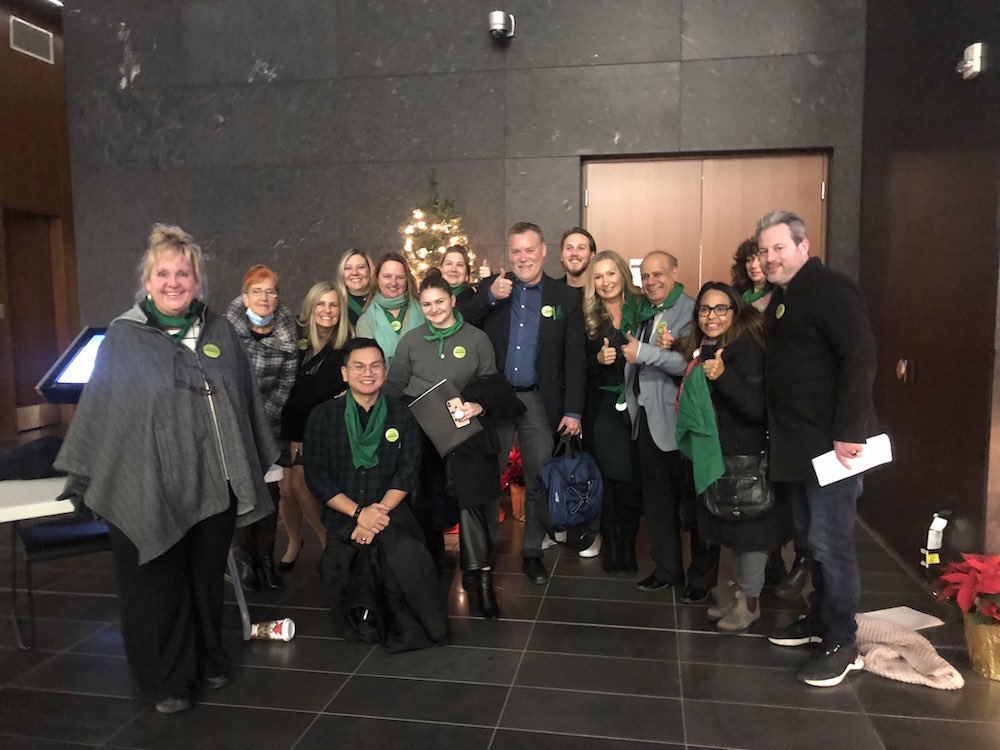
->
xmin=264 ymin=464 xmax=284 ymax=483
xmin=811 ymin=433 xmax=892 ymax=487
xmin=860 ymin=605 xmax=944 ymax=630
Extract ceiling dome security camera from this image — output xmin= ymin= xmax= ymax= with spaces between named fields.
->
xmin=488 ymin=11 xmax=514 ymax=40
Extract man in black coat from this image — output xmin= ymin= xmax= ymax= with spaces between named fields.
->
xmin=758 ymin=210 xmax=877 ymax=689
xmin=465 ymin=222 xmax=586 ymax=585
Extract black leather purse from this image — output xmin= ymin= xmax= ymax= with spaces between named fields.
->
xmin=702 ymin=452 xmax=774 ymax=521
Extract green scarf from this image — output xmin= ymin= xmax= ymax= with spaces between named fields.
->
xmin=450 ymin=283 xmax=469 ymax=297
xmin=742 ymin=286 xmax=770 ymax=304
xmin=615 ymin=294 xmax=644 ymax=337
xmin=424 ymin=311 xmax=465 ymax=358
xmin=344 ymin=391 xmax=387 ymax=469
xmin=143 ymin=298 xmax=204 ymax=342
xmin=347 ymin=294 xmax=366 ymax=319
xmin=675 ymin=365 xmax=725 ymax=494
xmin=636 ymin=282 xmax=685 ymax=325
xmin=368 ymin=292 xmax=425 ymax=363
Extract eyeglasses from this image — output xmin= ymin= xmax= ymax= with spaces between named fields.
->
xmin=346 ymin=362 xmax=386 ymax=374
xmin=697 ymin=304 xmax=734 ymax=317
xmin=247 ymin=288 xmax=278 ymax=298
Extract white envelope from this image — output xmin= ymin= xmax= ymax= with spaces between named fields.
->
xmin=811 ymin=433 xmax=892 ymax=487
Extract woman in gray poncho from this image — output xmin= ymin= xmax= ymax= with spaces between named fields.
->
xmin=55 ymin=224 xmax=277 ymax=715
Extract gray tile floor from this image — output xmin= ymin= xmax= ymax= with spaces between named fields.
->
xmin=2 ymin=513 xmax=999 ymax=749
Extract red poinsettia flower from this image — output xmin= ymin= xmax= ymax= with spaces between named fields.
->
xmin=977 ymin=597 xmax=1000 ymax=623
xmin=938 ymin=554 xmax=1000 ymax=617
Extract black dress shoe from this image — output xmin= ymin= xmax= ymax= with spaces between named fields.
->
xmin=258 ymin=555 xmax=285 ymax=590
xmin=682 ymin=586 xmax=709 ymax=603
xmin=462 ymin=570 xmax=477 ymax=592
xmin=476 ymin=570 xmax=500 ymax=621
xmin=635 ymin=573 xmax=673 ymax=591
xmin=521 ymin=557 xmax=549 ymax=585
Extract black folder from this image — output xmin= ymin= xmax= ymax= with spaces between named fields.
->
xmin=407 ymin=379 xmax=483 ymax=457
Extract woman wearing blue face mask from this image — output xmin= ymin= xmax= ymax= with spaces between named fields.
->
xmin=224 ymin=264 xmax=299 ymax=591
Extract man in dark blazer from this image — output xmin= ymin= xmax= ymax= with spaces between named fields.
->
xmin=759 ymin=210 xmax=877 ymax=689
xmin=465 ymin=222 xmax=586 ymax=584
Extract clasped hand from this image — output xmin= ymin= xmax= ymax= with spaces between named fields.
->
xmin=351 ymin=502 xmax=391 ymax=545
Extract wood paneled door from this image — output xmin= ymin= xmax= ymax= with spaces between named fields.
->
xmin=583 ymin=153 xmax=828 ymax=293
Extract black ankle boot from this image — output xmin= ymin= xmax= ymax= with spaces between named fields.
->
xmin=775 ymin=555 xmax=810 ymax=600
xmin=619 ymin=531 xmax=638 ymax=574
xmin=477 ymin=570 xmax=500 ymax=621
xmin=238 ymin=556 xmax=260 ymax=592
xmin=764 ymin=548 xmax=788 ymax=587
xmin=601 ymin=527 xmax=620 ymax=573
xmin=258 ymin=555 xmax=284 ymax=590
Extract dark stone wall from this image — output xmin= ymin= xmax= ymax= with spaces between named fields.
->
xmin=860 ymin=1 xmax=1000 ymax=559
xmin=63 ymin=0 xmax=866 ymax=323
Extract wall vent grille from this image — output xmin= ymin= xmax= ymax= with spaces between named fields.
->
xmin=10 ymin=15 xmax=54 ymax=64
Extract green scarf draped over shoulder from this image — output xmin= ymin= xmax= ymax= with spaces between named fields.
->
xmin=675 ymin=364 xmax=724 ymax=494
xmin=344 ymin=391 xmax=387 ymax=469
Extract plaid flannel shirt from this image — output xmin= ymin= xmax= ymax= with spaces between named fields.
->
xmin=303 ymin=394 xmax=421 ymax=531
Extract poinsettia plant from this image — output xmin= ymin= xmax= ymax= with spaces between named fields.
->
xmin=500 ymin=446 xmax=524 ymax=489
xmin=937 ymin=554 xmax=1000 ymax=624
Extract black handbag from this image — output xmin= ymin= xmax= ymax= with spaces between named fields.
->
xmin=702 ymin=452 xmax=774 ymax=521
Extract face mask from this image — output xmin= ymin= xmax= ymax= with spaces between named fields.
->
xmin=246 ymin=309 xmax=274 ymax=327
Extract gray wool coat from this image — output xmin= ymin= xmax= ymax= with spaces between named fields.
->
xmin=54 ymin=304 xmax=278 ymax=564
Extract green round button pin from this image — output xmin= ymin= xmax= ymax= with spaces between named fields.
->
xmin=202 ymin=343 xmax=221 ymax=358
xmin=384 ymin=427 xmax=400 ymax=442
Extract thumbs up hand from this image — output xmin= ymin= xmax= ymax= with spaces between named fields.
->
xmin=622 ymin=331 xmax=640 ymax=363
xmin=703 ymin=347 xmax=725 ymax=381
xmin=597 ymin=336 xmax=617 ymax=365
xmin=490 ymin=268 xmax=513 ymax=300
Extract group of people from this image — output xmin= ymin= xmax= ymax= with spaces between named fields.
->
xmin=54 ymin=208 xmax=876 ymax=714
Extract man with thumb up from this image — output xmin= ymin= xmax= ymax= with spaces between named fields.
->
xmin=624 ymin=251 xmax=719 ymax=600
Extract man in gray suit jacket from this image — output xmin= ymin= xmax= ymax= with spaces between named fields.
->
xmin=623 ymin=251 xmax=719 ymax=597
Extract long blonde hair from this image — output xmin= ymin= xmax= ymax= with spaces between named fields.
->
xmin=582 ymin=250 xmax=641 ymax=338
xmin=298 ymin=281 xmax=351 ymax=352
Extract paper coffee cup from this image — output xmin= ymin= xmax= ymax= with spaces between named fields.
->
xmin=250 ymin=618 xmax=295 ymax=641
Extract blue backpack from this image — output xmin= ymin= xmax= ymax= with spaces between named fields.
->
xmin=537 ymin=436 xmax=603 ymax=533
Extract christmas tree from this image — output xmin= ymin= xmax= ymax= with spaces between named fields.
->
xmin=400 ymin=170 xmax=476 ymax=283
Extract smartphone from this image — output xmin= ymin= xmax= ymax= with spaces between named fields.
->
xmin=446 ymin=397 xmax=471 ymax=427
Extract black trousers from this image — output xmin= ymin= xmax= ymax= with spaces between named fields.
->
xmin=233 ymin=481 xmax=279 ymax=558
xmin=634 ymin=409 xmax=719 ymax=587
xmin=109 ymin=495 xmax=236 ymax=702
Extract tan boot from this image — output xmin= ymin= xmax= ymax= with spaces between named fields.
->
xmin=716 ymin=591 xmax=761 ymax=633
xmin=707 ymin=588 xmax=737 ymax=621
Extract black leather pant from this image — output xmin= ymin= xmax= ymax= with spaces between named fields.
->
xmin=459 ymin=500 xmax=496 ymax=571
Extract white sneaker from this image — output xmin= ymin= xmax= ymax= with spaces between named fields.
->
xmin=541 ymin=531 xmax=567 ymax=550
xmin=579 ymin=533 xmax=602 ymax=558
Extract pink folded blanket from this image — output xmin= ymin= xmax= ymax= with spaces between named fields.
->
xmin=856 ymin=613 xmax=964 ymax=690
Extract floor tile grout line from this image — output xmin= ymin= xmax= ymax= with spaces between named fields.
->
xmin=485 ymin=546 xmax=560 ymax=749
xmin=287 ymin=642 xmax=379 ymax=750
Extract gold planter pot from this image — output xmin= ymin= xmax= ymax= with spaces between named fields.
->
xmin=509 ymin=484 xmax=526 ymax=523
xmin=964 ymin=616 xmax=1000 ymax=681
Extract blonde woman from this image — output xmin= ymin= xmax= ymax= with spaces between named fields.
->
xmin=278 ymin=281 xmax=352 ymax=569
xmin=581 ymin=250 xmax=645 ymax=572
xmin=336 ymin=248 xmax=375 ymax=327
xmin=55 ymin=225 xmax=275 ymax=713
xmin=355 ymin=252 xmax=425 ymax=365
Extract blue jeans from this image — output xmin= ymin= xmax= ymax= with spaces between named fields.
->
xmin=780 ymin=475 xmax=863 ymax=647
